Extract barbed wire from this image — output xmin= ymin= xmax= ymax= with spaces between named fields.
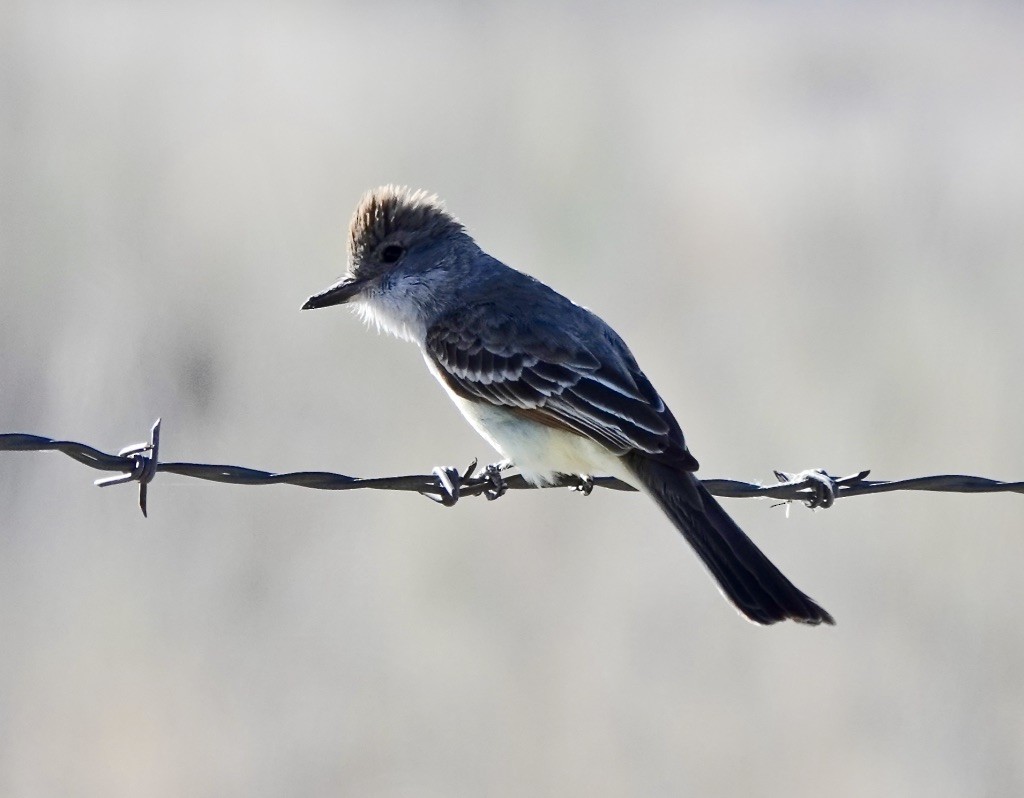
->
xmin=1 ymin=418 xmax=1021 ymax=517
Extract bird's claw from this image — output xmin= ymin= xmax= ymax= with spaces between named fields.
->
xmin=574 ymin=475 xmax=595 ymax=496
xmin=483 ymin=462 xmax=509 ymax=501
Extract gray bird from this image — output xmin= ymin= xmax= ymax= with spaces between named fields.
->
xmin=304 ymin=186 xmax=833 ymax=626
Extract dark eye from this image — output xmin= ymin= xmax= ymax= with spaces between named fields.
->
xmin=380 ymin=244 xmax=405 ymax=264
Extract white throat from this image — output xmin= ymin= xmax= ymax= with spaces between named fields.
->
xmin=351 ymin=276 xmax=433 ymax=344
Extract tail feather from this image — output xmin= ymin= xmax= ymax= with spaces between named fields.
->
xmin=625 ymin=453 xmax=834 ymax=626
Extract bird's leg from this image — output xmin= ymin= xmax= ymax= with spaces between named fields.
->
xmin=483 ymin=460 xmax=512 ymax=501
xmin=574 ymin=474 xmax=595 ymax=496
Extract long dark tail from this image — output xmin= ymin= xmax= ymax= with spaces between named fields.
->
xmin=625 ymin=453 xmax=834 ymax=626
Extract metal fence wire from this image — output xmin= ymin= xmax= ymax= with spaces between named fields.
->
xmin=2 ymin=419 xmax=1021 ymax=517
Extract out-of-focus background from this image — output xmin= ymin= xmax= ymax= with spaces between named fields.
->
xmin=2 ymin=1 xmax=1023 ymax=795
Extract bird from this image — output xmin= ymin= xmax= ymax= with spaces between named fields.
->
xmin=303 ymin=186 xmax=833 ymax=626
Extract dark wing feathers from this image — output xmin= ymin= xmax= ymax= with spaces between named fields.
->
xmin=425 ymin=302 xmax=696 ymax=466
xmin=565 ymin=374 xmax=668 ymax=435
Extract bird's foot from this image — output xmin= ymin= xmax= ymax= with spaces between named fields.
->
xmin=573 ymin=474 xmax=595 ymax=496
xmin=482 ymin=461 xmax=511 ymax=501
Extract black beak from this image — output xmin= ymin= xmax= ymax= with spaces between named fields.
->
xmin=302 ymin=277 xmax=366 ymax=310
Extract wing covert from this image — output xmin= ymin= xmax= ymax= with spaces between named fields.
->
xmin=425 ymin=302 xmax=693 ymax=464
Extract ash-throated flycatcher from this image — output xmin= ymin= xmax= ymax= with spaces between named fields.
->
xmin=303 ymin=186 xmax=832 ymax=626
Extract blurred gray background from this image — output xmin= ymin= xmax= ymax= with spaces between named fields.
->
xmin=2 ymin=1 xmax=1023 ymax=795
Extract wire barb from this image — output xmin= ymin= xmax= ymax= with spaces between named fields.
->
xmin=772 ymin=468 xmax=865 ymax=509
xmin=94 ymin=418 xmax=161 ymax=517
xmin=1 ymin=420 xmax=1021 ymax=517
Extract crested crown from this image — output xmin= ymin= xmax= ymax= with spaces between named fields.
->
xmin=348 ymin=186 xmax=464 ymax=260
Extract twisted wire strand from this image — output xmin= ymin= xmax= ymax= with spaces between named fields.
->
xmin=2 ymin=420 xmax=1021 ymax=517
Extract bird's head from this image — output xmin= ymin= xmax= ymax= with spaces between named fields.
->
xmin=302 ymin=186 xmax=468 ymax=313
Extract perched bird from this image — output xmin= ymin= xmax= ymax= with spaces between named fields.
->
xmin=304 ymin=186 xmax=833 ymax=626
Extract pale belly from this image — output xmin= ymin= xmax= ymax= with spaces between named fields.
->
xmin=424 ymin=353 xmax=633 ymax=486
